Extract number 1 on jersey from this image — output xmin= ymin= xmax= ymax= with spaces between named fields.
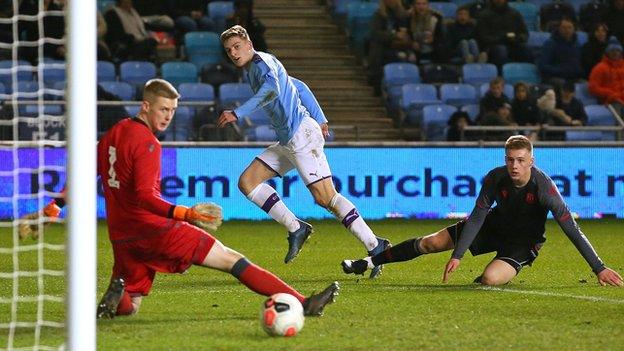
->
xmin=108 ymin=146 xmax=120 ymax=189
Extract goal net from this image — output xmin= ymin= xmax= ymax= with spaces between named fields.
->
xmin=0 ymin=1 xmax=96 ymax=350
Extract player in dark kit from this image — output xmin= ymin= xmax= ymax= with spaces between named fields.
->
xmin=96 ymin=79 xmax=338 ymax=319
xmin=342 ymin=135 xmax=623 ymax=287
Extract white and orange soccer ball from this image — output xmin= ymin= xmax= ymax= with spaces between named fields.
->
xmin=260 ymin=293 xmax=305 ymax=337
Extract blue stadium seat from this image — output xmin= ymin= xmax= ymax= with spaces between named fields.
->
xmin=565 ymin=130 xmax=603 ymax=141
xmin=462 ymin=63 xmax=498 ymax=86
xmin=479 ymin=83 xmax=514 ymax=98
xmin=574 ymin=82 xmax=597 ymax=105
xmin=429 ymin=2 xmax=458 ymax=18
xmin=219 ymin=82 xmax=254 ymax=109
xmin=119 ymin=61 xmax=157 ymax=86
xmin=502 ymin=63 xmax=540 ymax=85
xmin=422 ymin=104 xmax=457 ymax=141
xmin=161 ymin=61 xmax=198 ymax=86
xmin=584 ymin=105 xmax=614 ymax=126
xmin=208 ymin=1 xmax=235 ymax=32
xmin=346 ymin=1 xmax=377 ymax=50
xmin=246 ymin=125 xmax=277 ymax=142
xmin=440 ymin=84 xmax=478 ymax=107
xmin=0 ymin=60 xmax=33 ymax=93
xmin=527 ymin=31 xmax=550 ymax=58
xmin=125 ymin=105 xmax=140 ymax=117
xmin=382 ymin=63 xmax=421 ymax=106
xmin=185 ymin=32 xmax=223 ymax=69
xmin=576 ymin=31 xmax=588 ymax=46
xmin=97 ymin=61 xmax=116 ymax=82
xmin=461 ymin=104 xmax=479 ymax=121
xmin=23 ymin=104 xmax=63 ymax=117
xmin=179 ymin=82 xmax=215 ymax=102
xmin=401 ymin=84 xmax=441 ymax=125
xmin=508 ymin=2 xmax=539 ymax=31
xmin=99 ymin=81 xmax=135 ymax=101
xmin=15 ymin=80 xmax=38 ymax=100
xmin=41 ymin=60 xmax=66 ymax=87
xmin=47 ymin=81 xmax=65 ymax=100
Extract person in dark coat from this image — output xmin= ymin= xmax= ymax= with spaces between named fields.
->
xmin=582 ymin=22 xmax=610 ymax=76
xmin=537 ymin=18 xmax=584 ymax=86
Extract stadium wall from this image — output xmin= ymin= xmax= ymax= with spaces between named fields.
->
xmin=1 ymin=145 xmax=623 ymax=219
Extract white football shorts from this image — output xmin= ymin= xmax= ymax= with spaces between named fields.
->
xmin=256 ymin=117 xmax=332 ymax=186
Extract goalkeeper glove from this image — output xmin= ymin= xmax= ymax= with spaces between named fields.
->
xmin=18 ymin=201 xmax=62 ymax=240
xmin=172 ymin=204 xmax=223 ymax=232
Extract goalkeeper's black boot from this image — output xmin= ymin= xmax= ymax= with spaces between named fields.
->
xmin=97 ymin=278 xmax=125 ymax=319
xmin=341 ymin=259 xmax=369 ymax=275
xmin=368 ymin=237 xmax=391 ymax=279
xmin=303 ymin=281 xmax=340 ymax=317
xmin=284 ymin=220 xmax=313 ymax=263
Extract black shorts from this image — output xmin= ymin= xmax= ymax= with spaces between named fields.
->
xmin=447 ymin=219 xmax=542 ymax=273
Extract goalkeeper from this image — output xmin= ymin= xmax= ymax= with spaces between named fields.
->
xmin=95 ymin=79 xmax=339 ymax=319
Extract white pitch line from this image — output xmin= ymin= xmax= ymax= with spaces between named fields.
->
xmin=477 ymin=286 xmax=624 ymax=304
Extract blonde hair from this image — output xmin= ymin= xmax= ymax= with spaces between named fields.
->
xmin=505 ymin=135 xmax=533 ymax=154
xmin=220 ymin=25 xmax=250 ymax=43
xmin=142 ymin=79 xmax=179 ymax=102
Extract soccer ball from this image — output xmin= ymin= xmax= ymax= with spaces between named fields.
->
xmin=260 ymin=293 xmax=305 ymax=337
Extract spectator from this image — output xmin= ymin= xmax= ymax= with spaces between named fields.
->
xmin=446 ymin=6 xmax=487 ymax=63
xmin=602 ymin=0 xmax=624 ymax=44
xmin=475 ymin=0 xmax=532 ymax=67
xmin=104 ymin=0 xmax=157 ymax=61
xmin=582 ymin=23 xmax=610 ymax=77
xmin=132 ymin=0 xmax=174 ymax=32
xmin=480 ymin=103 xmax=517 ymax=140
xmin=171 ymin=0 xmax=213 ymax=37
xmin=478 ymin=77 xmax=510 ymax=122
xmin=545 ymin=82 xmax=587 ymax=140
xmin=446 ymin=110 xmax=473 ymax=141
xmin=539 ymin=1 xmax=576 ymax=32
xmin=588 ymin=37 xmax=624 ymax=115
xmin=407 ymin=0 xmax=447 ymax=64
xmin=511 ymin=82 xmax=541 ymax=140
xmin=538 ymin=18 xmax=584 ymax=87
xmin=366 ymin=0 xmax=410 ymax=94
xmin=97 ymin=11 xmax=112 ymax=61
xmin=226 ymin=0 xmax=267 ymax=52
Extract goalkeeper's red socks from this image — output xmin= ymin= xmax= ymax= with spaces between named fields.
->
xmin=116 ymin=291 xmax=135 ymax=316
xmin=231 ymin=258 xmax=306 ymax=304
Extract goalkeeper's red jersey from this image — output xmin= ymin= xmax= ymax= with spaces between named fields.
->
xmin=97 ymin=118 xmax=177 ymax=242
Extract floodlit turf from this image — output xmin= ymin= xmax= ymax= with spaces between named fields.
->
xmin=1 ymin=219 xmax=624 ymax=350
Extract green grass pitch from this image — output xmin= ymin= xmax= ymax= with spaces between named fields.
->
xmin=1 ymin=219 xmax=624 ymax=350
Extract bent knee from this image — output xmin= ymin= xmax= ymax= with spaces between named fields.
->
xmin=238 ymin=176 xmax=255 ymax=195
xmin=480 ymin=274 xmax=511 ymax=286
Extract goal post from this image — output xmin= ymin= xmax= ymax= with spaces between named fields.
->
xmin=66 ymin=0 xmax=96 ymax=350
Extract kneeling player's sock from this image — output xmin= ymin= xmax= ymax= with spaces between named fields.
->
xmin=247 ymin=183 xmax=300 ymax=232
xmin=231 ymin=258 xmax=306 ymax=304
xmin=328 ymin=193 xmax=377 ymax=250
xmin=116 ymin=291 xmax=134 ymax=316
xmin=371 ymin=238 xmax=423 ymax=266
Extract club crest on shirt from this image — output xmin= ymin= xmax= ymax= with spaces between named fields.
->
xmin=525 ymin=192 xmax=536 ymax=204
xmin=148 ymin=144 xmax=155 ymax=152
xmin=500 ymin=189 xmax=508 ymax=199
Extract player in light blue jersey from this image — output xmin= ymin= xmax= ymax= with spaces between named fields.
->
xmin=217 ymin=25 xmax=390 ymax=278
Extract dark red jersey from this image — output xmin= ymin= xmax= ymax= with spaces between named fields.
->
xmin=97 ymin=118 xmax=177 ymax=242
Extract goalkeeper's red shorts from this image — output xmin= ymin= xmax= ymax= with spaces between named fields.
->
xmin=111 ymin=222 xmax=215 ymax=296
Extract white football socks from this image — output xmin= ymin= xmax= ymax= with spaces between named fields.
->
xmin=247 ymin=183 xmax=300 ymax=233
xmin=329 ymin=193 xmax=377 ymax=251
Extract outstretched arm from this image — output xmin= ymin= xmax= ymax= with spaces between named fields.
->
xmin=538 ymin=173 xmax=622 ymax=286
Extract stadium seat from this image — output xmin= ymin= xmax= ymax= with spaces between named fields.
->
xmin=440 ymin=84 xmax=478 ymax=107
xmin=47 ymin=81 xmax=65 ymax=100
xmin=508 ymin=2 xmax=539 ymax=31
xmin=23 ymin=104 xmax=63 ymax=117
xmin=99 ymin=81 xmax=135 ymax=101
xmin=161 ymin=61 xmax=198 ymax=86
xmin=207 ymin=1 xmax=235 ymax=32
xmin=479 ymin=83 xmax=514 ymax=98
xmin=565 ymin=130 xmax=603 ymax=141
xmin=461 ymin=104 xmax=479 ymax=121
xmin=246 ymin=124 xmax=277 ymax=142
xmin=502 ymin=63 xmax=540 ymax=85
xmin=576 ymin=31 xmax=588 ymax=46
xmin=185 ymin=32 xmax=223 ymax=69
xmin=574 ymin=82 xmax=597 ymax=105
xmin=179 ymin=82 xmax=215 ymax=102
xmin=584 ymin=105 xmax=615 ymax=126
xmin=41 ymin=60 xmax=66 ymax=87
xmin=382 ymin=63 xmax=421 ymax=104
xmin=165 ymin=106 xmax=193 ymax=141
xmin=124 ymin=105 xmax=140 ymax=117
xmin=14 ymin=80 xmax=38 ymax=100
xmin=219 ymin=82 xmax=254 ymax=109
xmin=527 ymin=31 xmax=550 ymax=59
xmin=401 ymin=84 xmax=441 ymax=125
xmin=119 ymin=61 xmax=157 ymax=86
xmin=422 ymin=104 xmax=457 ymax=141
xmin=97 ymin=61 xmax=116 ymax=82
xmin=462 ymin=63 xmax=498 ymax=86
xmin=346 ymin=1 xmax=377 ymax=51
xmin=0 ymin=60 xmax=33 ymax=92
xmin=200 ymin=63 xmax=240 ymax=89
xmin=421 ymin=64 xmax=460 ymax=84
xmin=429 ymin=2 xmax=458 ymax=18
